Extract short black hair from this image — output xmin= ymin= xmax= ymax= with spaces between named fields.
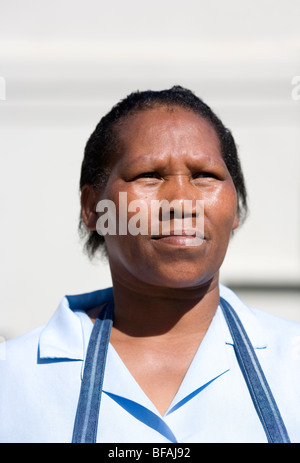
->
xmin=79 ymin=85 xmax=248 ymax=258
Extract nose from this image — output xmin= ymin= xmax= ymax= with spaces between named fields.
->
xmin=149 ymin=174 xmax=204 ymax=237
xmin=159 ymin=174 xmax=199 ymax=218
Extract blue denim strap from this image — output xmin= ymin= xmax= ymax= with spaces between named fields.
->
xmin=72 ymin=301 xmax=113 ymax=443
xmin=220 ymin=297 xmax=290 ymax=443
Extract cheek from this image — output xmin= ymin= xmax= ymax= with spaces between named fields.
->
xmin=203 ymin=184 xmax=238 ymax=230
xmin=100 ymin=189 xmax=151 ymax=256
xmin=112 ymin=181 xmax=157 ymax=234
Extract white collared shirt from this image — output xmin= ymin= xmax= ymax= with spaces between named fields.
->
xmin=1 ymin=285 xmax=300 ymax=443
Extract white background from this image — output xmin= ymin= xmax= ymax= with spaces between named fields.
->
xmin=0 ymin=0 xmax=299 ymax=339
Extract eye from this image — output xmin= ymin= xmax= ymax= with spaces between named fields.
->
xmin=193 ymin=172 xmax=218 ymax=179
xmin=133 ymin=172 xmax=162 ymax=180
xmin=138 ymin=172 xmax=157 ymax=178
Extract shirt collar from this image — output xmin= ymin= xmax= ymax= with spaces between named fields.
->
xmin=38 ymin=287 xmax=113 ymax=361
xmin=38 ymin=284 xmax=267 ymax=360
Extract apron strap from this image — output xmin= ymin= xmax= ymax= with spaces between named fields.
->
xmin=72 ymin=296 xmax=290 ymax=443
xmin=72 ymin=301 xmax=113 ymax=443
xmin=220 ymin=297 xmax=290 ymax=443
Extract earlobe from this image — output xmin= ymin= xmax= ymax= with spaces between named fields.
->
xmin=81 ymin=186 xmax=99 ymax=231
xmin=232 ymin=211 xmax=239 ymax=231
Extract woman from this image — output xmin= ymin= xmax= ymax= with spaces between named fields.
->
xmin=1 ymin=86 xmax=299 ymax=443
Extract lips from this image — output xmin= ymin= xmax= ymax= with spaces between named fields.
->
xmin=151 ymin=230 xmax=205 ymax=247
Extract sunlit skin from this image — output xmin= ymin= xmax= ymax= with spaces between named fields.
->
xmin=81 ymin=106 xmax=239 ymax=415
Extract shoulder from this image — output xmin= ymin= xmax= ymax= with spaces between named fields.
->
xmin=220 ymin=284 xmax=300 ymax=348
xmin=220 ymin=285 xmax=300 ymax=442
xmin=220 ymin=284 xmax=300 ymax=328
xmin=3 ymin=325 xmax=45 ymax=365
xmin=0 ymin=325 xmax=46 ymax=402
xmin=1 ymin=287 xmax=114 ymax=367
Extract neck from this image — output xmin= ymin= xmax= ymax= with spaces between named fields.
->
xmin=110 ymin=274 xmax=220 ymax=339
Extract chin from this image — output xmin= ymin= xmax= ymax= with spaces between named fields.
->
xmin=145 ymin=268 xmax=216 ymax=290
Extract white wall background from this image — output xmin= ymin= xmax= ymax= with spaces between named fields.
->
xmin=0 ymin=0 xmax=299 ymax=339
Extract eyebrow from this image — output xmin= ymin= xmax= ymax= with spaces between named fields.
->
xmin=118 ymin=154 xmax=157 ymax=170
xmin=119 ymin=152 xmax=224 ymax=172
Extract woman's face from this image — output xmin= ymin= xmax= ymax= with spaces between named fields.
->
xmin=96 ymin=106 xmax=239 ymax=290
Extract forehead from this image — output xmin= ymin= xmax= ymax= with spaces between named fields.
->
xmin=116 ymin=106 xmax=221 ymax=158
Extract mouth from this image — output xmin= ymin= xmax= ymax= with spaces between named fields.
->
xmin=151 ymin=230 xmax=205 ymax=247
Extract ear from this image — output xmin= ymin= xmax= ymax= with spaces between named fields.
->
xmin=232 ymin=210 xmax=239 ymax=231
xmin=80 ymin=185 xmax=99 ymax=231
